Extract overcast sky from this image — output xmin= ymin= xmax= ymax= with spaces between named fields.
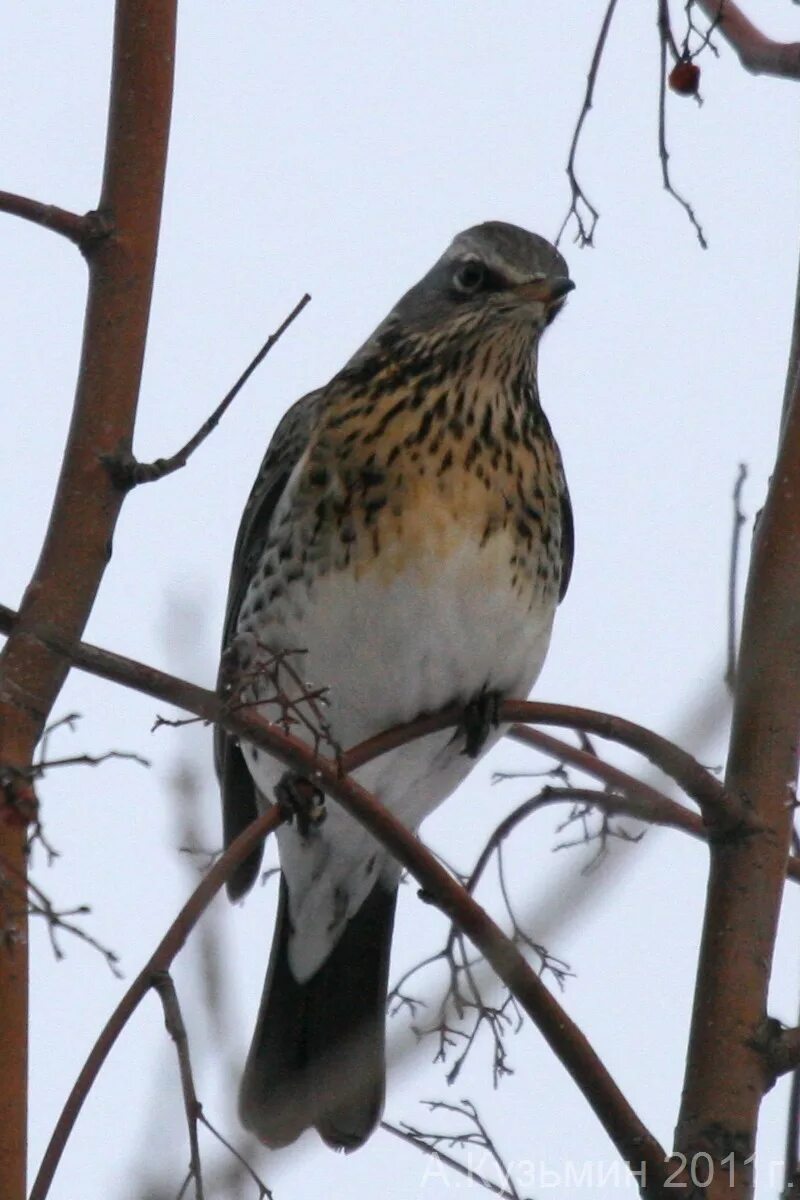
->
xmin=4 ymin=4 xmax=800 ymax=1198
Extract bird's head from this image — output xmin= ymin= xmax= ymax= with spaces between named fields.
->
xmin=391 ymin=221 xmax=574 ymax=344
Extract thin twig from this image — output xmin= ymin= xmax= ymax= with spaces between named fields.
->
xmin=725 ymin=462 xmax=748 ymax=691
xmin=0 ymin=853 xmax=121 ymax=976
xmin=33 ymin=749 xmax=150 ymax=772
xmin=381 ymin=1119 xmax=517 ymax=1200
xmin=657 ymin=0 xmax=708 ymax=247
xmin=151 ymin=972 xmax=204 ymax=1200
xmin=104 ymin=293 xmax=311 ymax=489
xmin=197 ymin=1113 xmax=272 ymax=1200
xmin=556 ymin=0 xmax=620 ymax=247
xmin=682 ymin=0 xmax=723 ymax=61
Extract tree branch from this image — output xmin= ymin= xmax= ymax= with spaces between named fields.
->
xmin=0 ymin=598 xmax=742 ymax=836
xmin=694 ymin=1 xmax=800 ymax=81
xmin=30 ymin=740 xmax=673 ymax=1199
xmin=674 ymin=186 xmax=800 ymax=1200
xmin=0 ymin=6 xmax=176 ymax=1198
xmin=151 ymin=972 xmax=204 ymax=1200
xmin=556 ymin=0 xmax=620 ymax=247
xmin=657 ymin=0 xmax=708 ymax=247
xmin=508 ymin=725 xmax=703 ymax=830
xmin=104 ymin=292 xmax=311 ymax=489
xmin=381 ymin=1118 xmax=517 ymax=1200
xmin=0 ymin=191 xmax=112 ymax=249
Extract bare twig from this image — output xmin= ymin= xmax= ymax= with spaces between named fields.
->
xmin=552 ymin=796 xmax=645 ymax=869
xmin=104 ymin=293 xmax=311 ymax=489
xmin=31 ymin=709 xmax=149 ymax=776
xmin=382 ymin=1117 xmax=517 ymax=1200
xmin=657 ymin=0 xmax=708 ymax=246
xmin=33 ymin=749 xmax=150 ymax=772
xmin=725 ymin=462 xmax=748 ymax=691
xmin=383 ymin=1099 xmax=521 ymax=1200
xmin=555 ymin=0 xmax=620 ymax=247
xmin=151 ymin=972 xmax=204 ymax=1200
xmin=682 ymin=0 xmax=723 ymax=61
xmin=507 ymin=725 xmax=712 ymax=838
xmin=0 ymin=854 xmax=121 ymax=976
xmin=694 ymin=0 xmax=800 ymax=80
xmin=196 ymin=1113 xmax=272 ymax=1200
xmin=0 ymin=190 xmax=112 ymax=249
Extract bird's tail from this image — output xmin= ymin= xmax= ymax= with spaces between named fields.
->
xmin=239 ymin=875 xmax=398 ymax=1151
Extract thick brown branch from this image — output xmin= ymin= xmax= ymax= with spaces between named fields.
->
xmin=695 ymin=1 xmax=800 ymax=80
xmin=675 ymin=182 xmax=800 ymax=1200
xmin=0 ymin=6 xmax=176 ymax=1198
xmin=0 ymin=190 xmax=111 ymax=249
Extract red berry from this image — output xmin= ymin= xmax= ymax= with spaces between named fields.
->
xmin=669 ymin=60 xmax=701 ymax=96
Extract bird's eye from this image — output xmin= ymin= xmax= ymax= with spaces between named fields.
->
xmin=452 ymin=260 xmax=487 ymax=295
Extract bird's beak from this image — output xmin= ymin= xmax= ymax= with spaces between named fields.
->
xmin=514 ymin=276 xmax=575 ymax=307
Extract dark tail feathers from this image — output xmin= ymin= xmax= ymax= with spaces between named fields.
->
xmin=239 ymin=876 xmax=398 ymax=1151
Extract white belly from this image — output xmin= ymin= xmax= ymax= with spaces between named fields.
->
xmin=239 ymin=529 xmax=555 ymax=980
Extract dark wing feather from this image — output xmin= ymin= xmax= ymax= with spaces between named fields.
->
xmin=215 ymin=390 xmax=322 ymax=900
xmin=558 ymin=478 xmax=574 ymax=602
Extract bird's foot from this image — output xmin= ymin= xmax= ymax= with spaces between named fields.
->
xmin=461 ymin=689 xmax=502 ymax=759
xmin=275 ymin=772 xmax=326 ymax=837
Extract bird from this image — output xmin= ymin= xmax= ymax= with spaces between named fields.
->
xmin=215 ymin=220 xmax=574 ymax=1153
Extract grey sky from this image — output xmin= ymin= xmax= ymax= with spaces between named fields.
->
xmin=4 ymin=3 xmax=800 ymax=1197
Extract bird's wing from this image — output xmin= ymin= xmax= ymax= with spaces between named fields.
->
xmin=558 ymin=470 xmax=574 ymax=603
xmin=215 ymin=388 xmax=322 ymax=900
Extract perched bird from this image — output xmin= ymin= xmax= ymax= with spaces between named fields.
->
xmin=215 ymin=220 xmax=574 ymax=1152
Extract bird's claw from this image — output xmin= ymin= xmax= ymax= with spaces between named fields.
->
xmin=275 ymin=772 xmax=326 ymax=837
xmin=461 ymin=689 xmax=502 ymax=759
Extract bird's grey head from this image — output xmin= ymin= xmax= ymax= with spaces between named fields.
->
xmin=388 ymin=221 xmax=574 ymax=340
